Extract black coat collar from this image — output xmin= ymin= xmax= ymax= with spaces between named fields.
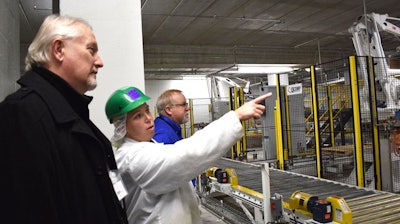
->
xmin=17 ymin=67 xmax=92 ymax=125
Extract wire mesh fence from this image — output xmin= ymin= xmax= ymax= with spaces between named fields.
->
xmin=184 ymin=56 xmax=400 ymax=193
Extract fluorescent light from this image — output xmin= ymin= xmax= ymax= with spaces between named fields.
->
xmin=182 ymin=75 xmax=206 ymax=80
xmin=219 ymin=64 xmax=298 ymax=74
xmin=304 ymin=67 xmax=322 ymax=72
xmin=325 ymin=77 xmax=345 ymax=85
xmin=238 ymin=66 xmax=292 ymax=73
xmin=388 ymin=68 xmax=400 ymax=73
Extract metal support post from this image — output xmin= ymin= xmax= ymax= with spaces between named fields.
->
xmin=261 ymin=163 xmax=272 ymax=223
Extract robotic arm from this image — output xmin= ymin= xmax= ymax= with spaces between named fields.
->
xmin=348 ymin=13 xmax=400 ymax=109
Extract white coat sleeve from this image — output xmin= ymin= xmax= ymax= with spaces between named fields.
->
xmin=117 ymin=111 xmax=243 ymax=195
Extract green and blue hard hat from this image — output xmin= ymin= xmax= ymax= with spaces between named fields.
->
xmin=105 ymin=86 xmax=151 ymax=123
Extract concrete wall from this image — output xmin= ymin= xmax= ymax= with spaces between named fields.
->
xmin=0 ymin=0 xmax=19 ymax=101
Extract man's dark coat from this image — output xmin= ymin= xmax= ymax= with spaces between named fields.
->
xmin=0 ymin=68 xmax=127 ymax=224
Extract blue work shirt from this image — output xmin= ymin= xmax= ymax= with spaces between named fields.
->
xmin=154 ymin=115 xmax=182 ymax=144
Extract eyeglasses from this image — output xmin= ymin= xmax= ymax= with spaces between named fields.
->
xmin=170 ymin=102 xmax=189 ymax=108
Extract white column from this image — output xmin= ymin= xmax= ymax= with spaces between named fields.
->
xmin=60 ymin=0 xmax=145 ymax=138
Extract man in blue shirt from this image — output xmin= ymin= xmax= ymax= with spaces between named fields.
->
xmin=154 ymin=89 xmax=195 ymax=186
xmin=154 ymin=89 xmax=189 ymax=144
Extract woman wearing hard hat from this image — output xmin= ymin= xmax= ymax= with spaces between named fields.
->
xmin=105 ymin=86 xmax=272 ymax=224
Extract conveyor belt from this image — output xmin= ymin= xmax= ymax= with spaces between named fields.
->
xmin=205 ymin=158 xmax=400 ymax=223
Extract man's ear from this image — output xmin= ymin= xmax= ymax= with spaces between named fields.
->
xmin=52 ymin=39 xmax=64 ymax=62
xmin=164 ymin=106 xmax=173 ymax=116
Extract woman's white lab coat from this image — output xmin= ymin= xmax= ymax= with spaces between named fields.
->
xmin=115 ymin=111 xmax=243 ymax=224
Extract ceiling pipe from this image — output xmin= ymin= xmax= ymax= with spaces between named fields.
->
xmin=205 ymin=64 xmax=237 ymax=78
xmin=142 ymin=13 xmax=283 ymax=24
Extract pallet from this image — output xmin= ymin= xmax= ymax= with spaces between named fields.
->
xmin=322 ymin=143 xmax=373 ymax=156
xmin=322 ymin=145 xmax=354 ymax=156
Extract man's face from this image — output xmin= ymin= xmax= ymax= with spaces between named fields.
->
xmin=125 ymin=103 xmax=154 ymax=142
xmin=167 ymin=92 xmax=189 ymax=124
xmin=61 ymin=24 xmax=104 ymax=93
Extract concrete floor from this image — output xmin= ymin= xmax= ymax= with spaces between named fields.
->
xmin=200 ymin=206 xmax=226 ymax=223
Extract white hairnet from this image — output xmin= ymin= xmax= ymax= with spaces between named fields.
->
xmin=111 ymin=114 xmax=127 ymax=147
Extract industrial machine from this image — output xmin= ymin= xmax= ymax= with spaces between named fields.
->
xmin=289 ymin=191 xmax=333 ymax=223
xmin=348 ymin=12 xmax=400 ymax=192
xmin=288 ymin=191 xmax=352 ymax=224
xmin=209 ymin=75 xmax=250 ymax=99
xmin=348 ymin=12 xmax=400 ymax=110
xmin=201 ymin=166 xmax=287 ymax=224
xmin=200 ymin=165 xmax=354 ymax=224
xmin=199 ymin=158 xmax=400 ymax=224
xmin=197 ymin=14 xmax=400 ymax=223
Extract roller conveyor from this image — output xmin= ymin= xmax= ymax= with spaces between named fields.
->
xmin=202 ymin=158 xmax=400 ymax=223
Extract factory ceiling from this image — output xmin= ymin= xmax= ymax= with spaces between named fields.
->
xmin=19 ymin=0 xmax=400 ymax=80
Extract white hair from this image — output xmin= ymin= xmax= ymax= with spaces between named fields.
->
xmin=25 ymin=14 xmax=92 ymax=71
